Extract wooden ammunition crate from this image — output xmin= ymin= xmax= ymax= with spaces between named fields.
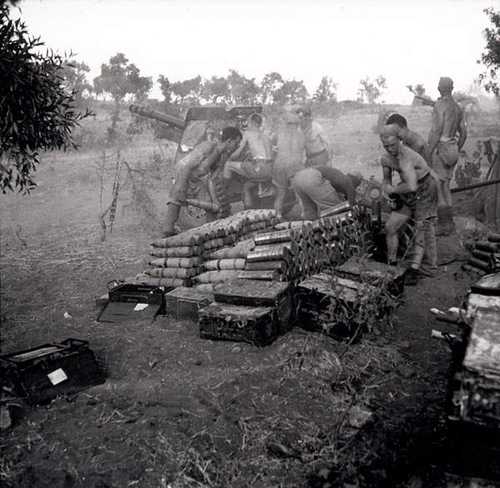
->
xmin=296 ymin=273 xmax=379 ymax=340
xmin=165 ymin=287 xmax=214 ymax=322
xmin=334 ymin=256 xmax=406 ymax=296
xmin=213 ymin=279 xmax=293 ymax=332
xmin=199 ymin=303 xmax=278 ymax=346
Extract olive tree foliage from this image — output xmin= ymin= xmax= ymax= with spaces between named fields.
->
xmin=60 ymin=59 xmax=93 ymax=106
xmin=313 ymin=76 xmax=338 ymax=102
xmin=93 ymin=53 xmax=152 ymax=136
xmin=357 ymin=75 xmax=387 ymax=104
xmin=260 ymin=72 xmax=285 ymax=104
xmin=478 ymin=7 xmax=500 ymax=96
xmin=0 ymin=4 xmax=90 ymax=193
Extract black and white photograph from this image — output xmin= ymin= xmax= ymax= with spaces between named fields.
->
xmin=1 ymin=0 xmax=500 ymax=486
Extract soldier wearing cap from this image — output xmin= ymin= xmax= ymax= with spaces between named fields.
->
xmin=380 ymin=124 xmax=439 ymax=284
xmin=427 ymin=76 xmax=467 ymax=235
xmin=296 ymin=104 xmax=331 ymax=167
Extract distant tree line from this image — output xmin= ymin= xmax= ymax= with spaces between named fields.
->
xmin=65 ymin=53 xmax=342 ymax=107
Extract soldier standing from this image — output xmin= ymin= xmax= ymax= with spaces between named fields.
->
xmin=223 ymin=113 xmax=274 ymax=208
xmin=427 ymin=76 xmax=467 ymax=235
xmin=296 ymin=104 xmax=331 ymax=168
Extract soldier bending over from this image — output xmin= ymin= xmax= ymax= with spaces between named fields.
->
xmin=164 ymin=126 xmax=242 ymax=236
xmin=291 ymin=167 xmax=360 ymax=220
xmin=380 ymin=124 xmax=439 ymax=285
xmin=385 ymin=113 xmax=428 ymax=161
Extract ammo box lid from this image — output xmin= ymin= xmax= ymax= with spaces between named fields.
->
xmin=213 ymin=279 xmax=289 ymax=305
xmin=463 ymin=307 xmax=500 ymax=376
xmin=199 ymin=302 xmax=273 ymax=320
xmin=470 ymin=273 xmax=500 ymax=296
xmin=165 ymin=286 xmax=214 ymax=301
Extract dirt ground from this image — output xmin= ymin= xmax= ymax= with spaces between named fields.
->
xmin=1 ymin=104 xmax=500 ymax=487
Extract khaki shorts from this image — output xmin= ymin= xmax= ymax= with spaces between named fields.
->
xmin=432 ymin=140 xmax=459 ymax=181
xmin=291 ymin=167 xmax=341 ymax=220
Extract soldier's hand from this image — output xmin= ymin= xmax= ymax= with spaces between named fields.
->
xmin=382 ymin=183 xmax=395 ymax=195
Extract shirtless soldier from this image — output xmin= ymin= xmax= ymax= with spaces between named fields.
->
xmin=380 ymin=124 xmax=439 ymax=285
xmin=427 ymin=77 xmax=467 ymax=235
xmin=223 ymin=113 xmax=274 ymax=208
xmin=385 ymin=113 xmax=428 ymax=160
xmin=164 ymin=126 xmax=242 ymax=236
xmin=296 ymin=104 xmax=330 ymax=167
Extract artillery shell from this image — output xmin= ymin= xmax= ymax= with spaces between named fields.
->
xmin=487 ymin=232 xmax=500 ymax=243
xmin=245 ymin=260 xmax=287 ymax=272
xmin=254 ymin=229 xmax=295 ymax=246
xmin=462 ymin=263 xmax=486 ymax=275
xmin=194 ymin=270 xmax=242 ymax=284
xmin=146 ymin=267 xmax=199 ymax=279
xmin=151 ymin=233 xmax=204 ymax=248
xmin=204 ymin=258 xmax=246 ymax=271
xmin=319 ymin=201 xmax=352 ymax=219
xmin=149 ymin=245 xmax=202 ymax=258
xmin=148 ymin=257 xmax=203 ymax=268
xmin=247 ymin=246 xmax=290 ymax=263
xmin=237 ymin=270 xmax=281 ymax=281
xmin=471 ymin=250 xmax=494 ymax=263
xmin=475 ymin=241 xmax=500 ymax=253
xmin=467 ymin=257 xmax=491 ymax=272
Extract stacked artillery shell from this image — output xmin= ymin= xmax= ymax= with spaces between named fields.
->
xmin=464 ymin=233 xmax=500 ymax=275
xmin=241 ymin=207 xmax=371 ymax=283
xmin=145 ymin=209 xmax=277 ymax=288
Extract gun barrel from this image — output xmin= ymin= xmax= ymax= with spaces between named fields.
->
xmin=129 ymin=104 xmax=186 ymax=130
xmin=451 ymin=178 xmax=500 ymax=194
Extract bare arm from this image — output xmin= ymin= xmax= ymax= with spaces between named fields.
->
xmin=392 ymin=164 xmax=417 ymax=194
xmin=197 ymin=148 xmax=221 ymax=175
xmin=229 ymin=133 xmax=248 ymax=160
xmin=427 ymin=105 xmax=443 ymax=162
xmin=457 ymin=111 xmax=467 ymax=150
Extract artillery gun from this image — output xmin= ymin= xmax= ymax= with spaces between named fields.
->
xmin=130 ymin=104 xmax=287 ymax=229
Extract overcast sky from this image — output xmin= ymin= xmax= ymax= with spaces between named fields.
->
xmin=15 ymin=0 xmax=497 ymax=103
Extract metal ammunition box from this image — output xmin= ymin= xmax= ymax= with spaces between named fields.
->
xmin=0 ymin=339 xmax=105 ymax=405
xmin=199 ymin=303 xmax=278 ymax=346
xmin=165 ymin=287 xmax=214 ymax=322
xmin=213 ymin=279 xmax=293 ymax=332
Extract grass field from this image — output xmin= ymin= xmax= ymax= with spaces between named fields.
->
xmin=1 ymin=102 xmax=499 ymax=488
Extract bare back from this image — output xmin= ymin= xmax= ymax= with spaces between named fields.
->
xmin=245 ymin=129 xmax=273 ymax=160
xmin=433 ymin=96 xmax=463 ymax=140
